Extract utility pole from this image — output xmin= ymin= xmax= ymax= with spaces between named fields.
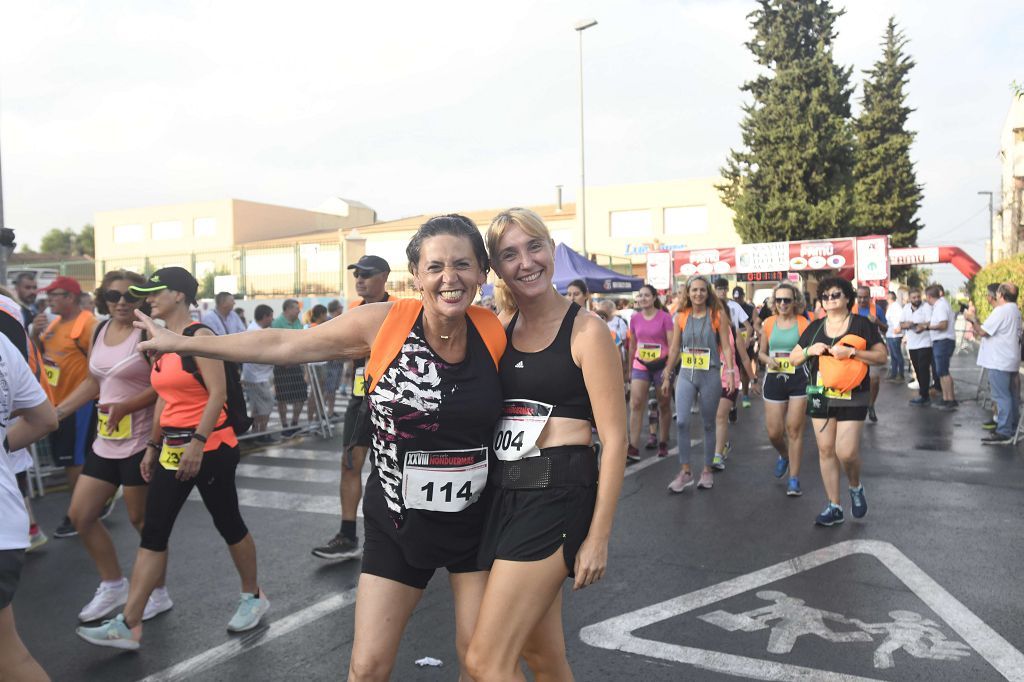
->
xmin=575 ymin=18 xmax=597 ymax=257
xmin=978 ymin=190 xmax=994 ymax=263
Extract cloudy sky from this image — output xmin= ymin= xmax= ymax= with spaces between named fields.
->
xmin=1 ymin=0 xmax=1019 ymax=287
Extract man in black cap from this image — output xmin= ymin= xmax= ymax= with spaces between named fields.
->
xmin=312 ymin=255 xmax=390 ymax=561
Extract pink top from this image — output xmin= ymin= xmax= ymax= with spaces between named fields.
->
xmin=629 ymin=309 xmax=674 ymax=371
xmin=89 ymin=324 xmax=154 ymax=459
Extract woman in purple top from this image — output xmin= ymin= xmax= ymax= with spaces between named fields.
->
xmin=627 ymin=285 xmax=674 ymax=459
xmin=56 ymin=271 xmax=167 ymax=624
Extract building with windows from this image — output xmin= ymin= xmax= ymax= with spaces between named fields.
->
xmin=990 ymin=96 xmax=1024 ymax=261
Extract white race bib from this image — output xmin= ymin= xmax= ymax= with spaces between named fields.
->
xmin=493 ymin=399 xmax=553 ymax=462
xmin=402 ymin=447 xmax=488 ymax=513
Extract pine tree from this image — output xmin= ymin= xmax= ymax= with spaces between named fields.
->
xmin=851 ymin=18 xmax=923 ymax=247
xmin=719 ymin=0 xmax=855 ymax=243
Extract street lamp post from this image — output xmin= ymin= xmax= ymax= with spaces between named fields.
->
xmin=978 ymin=190 xmax=994 ymax=263
xmin=575 ymin=18 xmax=597 ymax=258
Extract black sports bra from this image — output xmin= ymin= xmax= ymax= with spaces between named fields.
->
xmin=499 ymin=302 xmax=593 ymax=421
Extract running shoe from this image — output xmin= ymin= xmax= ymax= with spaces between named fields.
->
xmin=227 ymin=591 xmax=270 ymax=632
xmin=79 ymin=580 xmax=129 ymax=623
xmin=741 ymin=395 xmax=751 ymax=408
xmin=728 ymin=406 xmax=738 ymax=423
xmin=814 ymin=504 xmax=844 ymax=527
xmin=626 ymin=445 xmax=641 ymax=463
xmin=849 ymin=486 xmax=867 ymax=518
xmin=786 ymin=477 xmax=802 ymax=497
xmin=773 ymin=456 xmax=789 ymax=479
xmin=657 ymin=442 xmax=669 ymax=458
xmin=644 ymin=433 xmax=657 ymax=450
xmin=27 ymin=525 xmax=48 ymax=553
xmin=982 ymin=433 xmax=1014 ymax=445
xmin=311 ymin=533 xmax=362 ymax=561
xmin=907 ymin=379 xmax=919 ymax=390
xmin=867 ymin=406 xmax=877 ymax=423
xmin=711 ymin=454 xmax=726 ymax=471
xmin=667 ymin=471 xmax=694 ymax=494
xmin=76 ymin=614 xmax=141 ymax=650
xmin=981 ymin=420 xmax=998 ymax=431
xmin=143 ymin=588 xmax=174 ymax=621
xmin=697 ymin=471 xmax=714 ymax=489
xmin=53 ymin=516 xmax=77 ymax=539
xmin=909 ymin=397 xmax=930 ymax=407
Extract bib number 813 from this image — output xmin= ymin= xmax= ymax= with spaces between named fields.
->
xmin=494 ymin=429 xmax=525 ymax=452
xmin=420 ymin=480 xmax=474 ymax=504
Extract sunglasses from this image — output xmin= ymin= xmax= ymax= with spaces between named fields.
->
xmin=775 ymin=297 xmax=793 ymax=304
xmin=103 ymin=290 xmax=140 ymax=304
xmin=353 ymin=271 xmax=380 ymax=280
xmin=821 ymin=291 xmax=845 ymax=301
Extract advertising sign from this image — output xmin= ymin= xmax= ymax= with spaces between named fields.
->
xmin=735 ymin=242 xmax=789 ymax=273
xmin=672 ymin=248 xmax=735 ymax=278
xmin=889 ymin=247 xmax=940 ymax=267
xmin=787 ymin=239 xmax=854 ymax=271
xmin=645 ymin=251 xmax=673 ymax=291
xmin=855 ymin=236 xmax=890 ymax=282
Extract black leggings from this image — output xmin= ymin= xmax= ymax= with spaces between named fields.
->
xmin=909 ymin=347 xmax=933 ymax=400
xmin=140 ymin=443 xmax=249 ymax=552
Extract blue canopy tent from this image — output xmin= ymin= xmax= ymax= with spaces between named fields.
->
xmin=552 ymin=243 xmax=643 ymax=294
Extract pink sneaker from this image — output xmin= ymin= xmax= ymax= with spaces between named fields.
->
xmin=657 ymin=442 xmax=669 ymax=458
xmin=668 ymin=471 xmax=694 ymax=493
xmin=697 ymin=471 xmax=714 ymax=489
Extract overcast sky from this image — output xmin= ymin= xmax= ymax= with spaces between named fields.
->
xmin=1 ymin=0 xmax=1019 ymax=288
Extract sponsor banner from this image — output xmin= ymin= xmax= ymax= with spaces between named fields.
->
xmin=735 ymin=242 xmax=790 ymax=273
xmin=787 ymin=239 xmax=854 ymax=272
xmin=672 ymin=247 xmax=736 ymax=278
xmin=645 ymin=251 xmax=673 ymax=291
xmin=889 ymin=246 xmax=940 ymax=266
xmin=856 ymin=236 xmax=890 ymax=282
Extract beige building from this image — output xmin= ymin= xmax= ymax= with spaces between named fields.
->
xmin=990 ymin=96 xmax=1024 ymax=261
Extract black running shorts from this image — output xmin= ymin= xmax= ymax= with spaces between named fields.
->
xmin=82 ymin=448 xmax=147 ymax=487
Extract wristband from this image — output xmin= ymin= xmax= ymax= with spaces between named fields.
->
xmin=803 ymin=348 xmax=809 ymax=360
xmin=146 ymin=440 xmax=160 ymax=450
xmin=192 ymin=433 xmax=208 ymax=444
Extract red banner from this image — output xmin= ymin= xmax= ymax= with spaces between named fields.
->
xmin=672 ymin=238 xmax=856 ymax=279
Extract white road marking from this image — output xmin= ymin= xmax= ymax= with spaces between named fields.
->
xmin=580 ymin=539 xmax=1024 ymax=681
xmin=248 ymin=448 xmax=341 ymax=463
xmin=622 ymin=439 xmax=697 ymax=477
xmin=237 ymin=462 xmax=341 ymax=483
xmin=136 ymin=588 xmax=358 ymax=682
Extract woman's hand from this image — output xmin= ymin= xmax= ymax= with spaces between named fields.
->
xmin=99 ymin=402 xmax=130 ymax=435
xmin=176 ymin=439 xmax=205 ymax=481
xmin=830 ymin=345 xmax=856 ymax=360
xmin=765 ymin=357 xmax=780 ymax=372
xmin=660 ymin=376 xmax=673 ymax=399
xmin=134 ymin=310 xmax=181 ymax=355
xmin=141 ymin=446 xmax=157 ymax=483
xmin=573 ymin=534 xmax=608 ymax=591
xmin=725 ymin=368 xmax=737 ymax=393
xmin=806 ymin=342 xmax=830 ymax=357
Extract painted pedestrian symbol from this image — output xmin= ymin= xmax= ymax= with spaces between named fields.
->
xmin=699 ymin=590 xmax=972 ymax=670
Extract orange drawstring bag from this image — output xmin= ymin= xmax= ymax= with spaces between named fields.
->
xmin=818 ymin=334 xmax=868 ymax=393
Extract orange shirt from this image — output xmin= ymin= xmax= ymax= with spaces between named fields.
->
xmin=40 ymin=311 xmax=96 ymax=404
xmin=151 ymin=349 xmax=237 ymax=452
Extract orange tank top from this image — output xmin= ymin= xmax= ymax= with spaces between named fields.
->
xmin=151 ymin=349 xmax=237 ymax=452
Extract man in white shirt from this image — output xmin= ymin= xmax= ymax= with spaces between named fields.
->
xmin=900 ymin=288 xmax=933 ymax=406
xmin=926 ymin=285 xmax=958 ymax=409
xmin=201 ymin=292 xmax=246 ymax=336
xmin=884 ymin=291 xmax=905 ymax=381
xmin=0 ymin=333 xmax=59 ymax=682
xmin=241 ymin=305 xmax=276 ymax=442
xmin=965 ymin=283 xmax=1022 ymax=444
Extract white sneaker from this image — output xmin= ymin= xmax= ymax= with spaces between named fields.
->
xmin=907 ymin=379 xmax=919 ymax=390
xmin=227 ymin=590 xmax=270 ymax=632
xmin=143 ymin=587 xmax=174 ymax=621
xmin=78 ymin=580 xmax=129 ymax=623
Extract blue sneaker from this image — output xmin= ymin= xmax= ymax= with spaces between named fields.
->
xmin=227 ymin=591 xmax=270 ymax=632
xmin=909 ymin=397 xmax=930 ymax=406
xmin=815 ymin=504 xmax=844 ymax=527
xmin=773 ymin=456 xmax=789 ymax=479
xmin=741 ymin=396 xmax=752 ymax=408
xmin=76 ymin=614 xmax=141 ymax=650
xmin=849 ymin=486 xmax=867 ymax=518
xmin=711 ymin=454 xmax=726 ymax=471
xmin=786 ymin=477 xmax=802 ymax=497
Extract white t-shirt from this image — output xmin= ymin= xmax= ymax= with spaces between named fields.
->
xmin=978 ymin=303 xmax=1022 ymax=372
xmin=929 ymin=297 xmax=957 ymax=342
xmin=725 ymin=300 xmax=749 ymax=330
xmin=241 ymin=321 xmax=274 ymax=383
xmin=903 ymin=302 xmax=933 ymax=350
xmin=885 ymin=300 xmax=903 ymax=338
xmin=0 ymin=334 xmax=49 ymax=550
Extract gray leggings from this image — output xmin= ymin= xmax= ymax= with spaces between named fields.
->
xmin=674 ymin=368 xmax=720 ymax=469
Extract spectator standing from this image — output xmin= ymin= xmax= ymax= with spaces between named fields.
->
xmin=13 ymin=273 xmax=38 ymax=329
xmin=884 ymin=291 xmax=905 ymax=381
xmin=201 ymin=292 xmax=246 ymax=336
xmin=854 ymin=286 xmax=888 ymax=422
xmin=234 ymin=308 xmax=247 ymax=328
xmin=271 ymin=299 xmax=308 ymax=437
xmin=78 ymin=292 xmax=95 ymax=315
xmin=599 ymin=299 xmax=630 ymax=384
xmin=965 ymin=283 xmax=1022 ymax=445
xmin=900 ymin=288 xmax=933 ymax=407
xmin=714 ymin=278 xmax=754 ymax=414
xmin=31 ymin=276 xmax=98 ymax=538
xmin=926 ymin=285 xmax=959 ymax=410
xmin=242 ymin=305 xmax=277 ymax=442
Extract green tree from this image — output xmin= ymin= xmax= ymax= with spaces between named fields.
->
xmin=851 ymin=18 xmax=923 ymax=250
xmin=719 ymin=0 xmax=855 ymax=243
xmin=36 ymin=224 xmax=94 ymax=256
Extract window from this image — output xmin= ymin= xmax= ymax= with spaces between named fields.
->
xmin=194 ymin=217 xmax=217 ymax=238
xmin=664 ymin=206 xmax=709 ymax=235
xmin=152 ymin=220 xmax=183 ymax=241
xmin=610 ymin=210 xmax=652 ymax=239
xmin=113 ymin=224 xmax=145 ymax=243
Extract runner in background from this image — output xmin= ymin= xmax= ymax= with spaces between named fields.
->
xmin=596 ymin=300 xmax=629 ymax=400
xmin=900 ymin=288 xmax=933 ymax=407
xmin=712 ymin=307 xmax=740 ymax=473
xmin=626 ymin=285 xmax=673 ymax=461
xmin=926 ymin=285 xmax=959 ymax=410
xmin=714 ymin=279 xmax=753 ymax=418
xmin=854 ymin=286 xmax=888 ymax=423
xmin=272 ymin=299 xmax=307 ymax=437
xmin=884 ymin=291 xmax=905 ymax=382
xmin=242 ymin=305 xmax=277 ymax=443
xmin=566 ymin=279 xmax=591 ymax=312
xmin=0 ymin=333 xmax=59 ymax=682
xmin=313 ymin=254 xmax=389 ymax=562
xmin=31 ymin=276 xmax=98 ymax=539
xmin=733 ymin=286 xmax=760 ymax=404
xmin=321 ymin=300 xmax=345 ymax=419
xmin=55 ymin=271 xmax=168 ymax=624
xmin=757 ymin=283 xmax=809 ymax=496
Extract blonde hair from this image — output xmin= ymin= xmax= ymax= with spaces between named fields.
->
xmin=485 ymin=207 xmax=554 ymax=263
xmin=493 ymin=279 xmax=517 ymax=315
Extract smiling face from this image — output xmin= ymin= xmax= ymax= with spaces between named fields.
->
xmin=688 ymin=279 xmax=709 ymax=307
xmin=413 ymin=234 xmax=486 ymax=320
xmin=493 ymin=225 xmax=555 ymax=302
xmin=821 ymin=287 xmax=847 ymax=312
xmin=636 ymin=287 xmax=654 ymax=310
xmin=105 ymin=279 xmax=143 ymax=324
xmin=146 ymin=288 xmax=183 ymax=320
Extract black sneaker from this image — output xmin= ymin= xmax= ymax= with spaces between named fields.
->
xmin=53 ymin=516 xmax=78 ymax=539
xmin=981 ymin=433 xmax=1014 ymax=445
xmin=728 ymin=406 xmax=738 ymax=423
xmin=867 ymin=406 xmax=877 ymax=423
xmin=311 ymin=534 xmax=361 ymax=561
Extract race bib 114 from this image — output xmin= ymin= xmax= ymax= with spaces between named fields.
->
xmin=402 ymin=447 xmax=487 ymax=513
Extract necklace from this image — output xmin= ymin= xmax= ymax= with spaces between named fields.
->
xmin=439 ymin=334 xmax=450 ymax=341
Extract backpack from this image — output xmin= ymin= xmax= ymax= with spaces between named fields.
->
xmin=365 ymin=299 xmax=506 ymax=395
xmin=180 ymin=324 xmax=253 ymax=435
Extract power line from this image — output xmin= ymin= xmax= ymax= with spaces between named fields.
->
xmin=920 ymin=206 xmax=988 ymax=242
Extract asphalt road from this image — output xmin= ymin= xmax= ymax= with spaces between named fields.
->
xmin=13 ymin=354 xmax=1024 ymax=681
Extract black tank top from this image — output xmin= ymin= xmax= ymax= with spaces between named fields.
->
xmin=500 ymin=302 xmax=592 ymax=421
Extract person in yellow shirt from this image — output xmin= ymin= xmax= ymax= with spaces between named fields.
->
xmin=32 ymin=276 xmax=97 ymax=539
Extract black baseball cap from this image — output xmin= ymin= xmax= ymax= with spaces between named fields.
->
xmin=347 ymin=255 xmax=390 ymax=275
xmin=129 ymin=267 xmax=199 ymax=305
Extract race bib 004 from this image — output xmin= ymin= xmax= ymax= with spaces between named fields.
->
xmin=637 ymin=343 xmax=662 ymax=363
xmin=681 ymin=347 xmax=711 ymax=371
xmin=493 ymin=399 xmax=553 ymax=462
xmin=402 ymin=447 xmax=488 ymax=513
xmin=97 ymin=410 xmax=132 ymax=440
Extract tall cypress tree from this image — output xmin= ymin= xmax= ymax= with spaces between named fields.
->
xmin=719 ymin=0 xmax=855 ymax=243
xmin=851 ymin=17 xmax=923 ymax=247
